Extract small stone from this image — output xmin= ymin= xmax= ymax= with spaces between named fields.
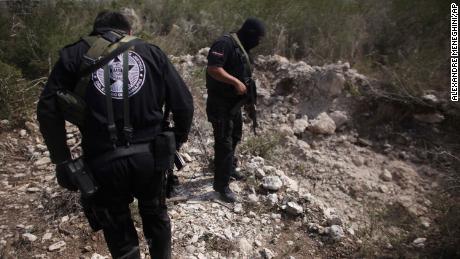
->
xmin=13 ymin=173 xmax=27 ymax=179
xmin=19 ymin=129 xmax=27 ymax=137
xmin=251 ymin=156 xmax=265 ymax=165
xmin=326 ymin=216 xmax=343 ymax=226
xmin=248 ymin=194 xmax=259 ymax=203
xmin=238 ymin=238 xmax=252 ymax=255
xmin=262 ymin=166 xmax=277 ymax=174
xmin=36 ymin=144 xmax=48 ymax=151
xmin=22 ymin=233 xmax=38 ymax=242
xmin=308 ymin=112 xmax=336 ymax=135
xmin=412 ymin=237 xmax=426 ymax=248
xmin=329 ymin=225 xmax=345 ymax=241
xmin=25 ymin=121 xmax=38 ymax=132
xmin=296 ymin=139 xmax=310 ymax=151
xmin=421 ymin=94 xmax=438 ymax=103
xmin=347 ymin=228 xmax=355 ymax=236
xmin=329 ymin=111 xmax=348 ymax=128
xmin=48 ymin=240 xmax=66 ymax=251
xmin=34 ymin=157 xmax=51 ymax=166
xmin=234 ymin=203 xmax=243 ymax=213
xmin=380 ymin=169 xmax=393 ymax=181
xmin=266 ymin=193 xmax=278 ymax=205
xmin=308 ymin=223 xmax=322 ymax=233
xmin=421 ymin=220 xmax=430 ymax=228
xmin=293 ymin=118 xmax=309 ymax=134
xmin=61 ymin=215 xmax=69 ymax=223
xmin=357 ymin=138 xmax=372 ymax=146
xmin=224 ymin=228 xmax=233 ymax=240
xmin=42 ymin=232 xmax=52 ymax=241
xmin=91 ymin=253 xmax=109 ymax=259
xmin=351 ymin=156 xmax=364 ymax=167
xmin=271 ymin=213 xmax=281 ymax=220
xmin=0 ymin=120 xmax=10 ymax=127
xmin=182 ymin=153 xmax=193 ymax=163
xmin=378 ymin=185 xmax=389 ymax=193
xmin=190 ymin=234 xmax=199 ymax=244
xmin=26 ymin=187 xmax=40 ymax=193
xmin=83 ymin=246 xmax=92 ymax=252
xmin=185 ymin=245 xmax=196 ymax=254
xmin=262 ymin=176 xmax=283 ymax=191
xmin=255 ymin=168 xmax=266 ymax=179
xmin=285 ymin=202 xmax=303 ymax=215
xmin=260 ymin=247 xmax=276 ymax=259
xmin=67 ymin=138 xmax=76 ymax=146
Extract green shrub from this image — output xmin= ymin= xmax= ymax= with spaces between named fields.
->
xmin=0 ymin=0 xmax=451 ymax=122
xmin=0 ymin=61 xmax=41 ymax=123
xmin=241 ymin=131 xmax=282 ymax=159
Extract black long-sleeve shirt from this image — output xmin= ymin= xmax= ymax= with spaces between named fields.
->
xmin=37 ymin=35 xmax=194 ymax=163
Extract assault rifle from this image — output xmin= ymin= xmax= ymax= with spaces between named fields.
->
xmin=230 ymin=77 xmax=258 ymax=135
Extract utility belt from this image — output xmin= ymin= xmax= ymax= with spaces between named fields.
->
xmin=91 ymin=130 xmax=176 ymax=174
xmin=62 ymin=131 xmax=176 ymax=199
xmin=74 ymin=131 xmax=176 ymax=232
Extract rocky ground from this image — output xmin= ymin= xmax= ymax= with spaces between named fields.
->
xmin=0 ymin=50 xmax=455 ymax=258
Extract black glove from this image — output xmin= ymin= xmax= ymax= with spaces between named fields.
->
xmin=55 ymin=161 xmax=78 ymax=191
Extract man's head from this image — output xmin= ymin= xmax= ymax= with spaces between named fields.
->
xmin=237 ymin=17 xmax=266 ymax=51
xmin=92 ymin=11 xmax=131 ymax=35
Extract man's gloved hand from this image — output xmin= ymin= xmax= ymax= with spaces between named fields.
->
xmin=55 ymin=161 xmax=78 ymax=191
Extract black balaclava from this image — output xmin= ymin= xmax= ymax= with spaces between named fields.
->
xmin=90 ymin=11 xmax=131 ymax=36
xmin=236 ymin=17 xmax=266 ymax=51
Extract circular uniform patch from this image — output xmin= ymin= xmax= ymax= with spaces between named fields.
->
xmin=92 ymin=51 xmax=146 ymax=99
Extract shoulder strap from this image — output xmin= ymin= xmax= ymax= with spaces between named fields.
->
xmin=122 ymin=51 xmax=133 ymax=145
xmin=103 ymin=63 xmax=117 ymax=148
xmin=230 ymin=33 xmax=252 ymax=76
xmin=74 ymin=34 xmax=142 ymax=98
xmin=103 ymin=50 xmax=134 ymax=148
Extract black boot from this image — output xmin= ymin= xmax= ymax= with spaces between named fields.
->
xmin=215 ymin=186 xmax=237 ymax=203
xmin=230 ymin=170 xmax=246 ymax=181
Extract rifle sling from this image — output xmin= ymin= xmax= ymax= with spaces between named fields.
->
xmin=230 ymin=33 xmax=252 ymax=76
xmin=79 ymin=38 xmax=142 ymax=78
xmin=122 ymin=51 xmax=133 ymax=145
xmin=103 ymin=64 xmax=117 ymax=147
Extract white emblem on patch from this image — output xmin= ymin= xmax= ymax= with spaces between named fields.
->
xmin=92 ymin=51 xmax=146 ymax=99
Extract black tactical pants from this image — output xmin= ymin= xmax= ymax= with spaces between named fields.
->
xmin=89 ymin=152 xmax=171 ymax=259
xmin=210 ymin=110 xmax=243 ymax=191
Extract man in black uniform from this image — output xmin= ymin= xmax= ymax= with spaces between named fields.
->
xmin=206 ymin=18 xmax=265 ymax=203
xmin=37 ymin=11 xmax=193 ymax=259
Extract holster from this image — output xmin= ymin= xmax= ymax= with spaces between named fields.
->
xmin=56 ymin=89 xmax=87 ymax=127
xmin=63 ymin=157 xmax=98 ymax=198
